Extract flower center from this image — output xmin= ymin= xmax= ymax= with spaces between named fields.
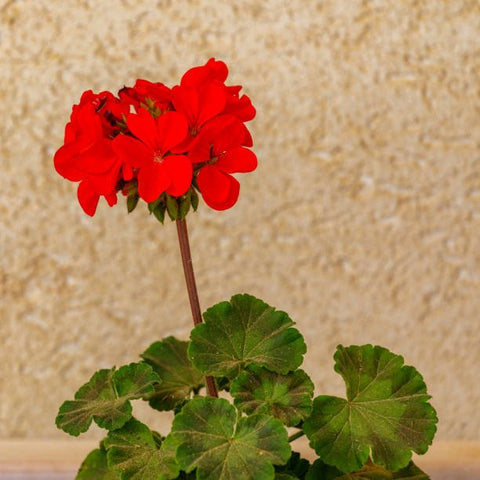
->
xmin=154 ymin=152 xmax=164 ymax=163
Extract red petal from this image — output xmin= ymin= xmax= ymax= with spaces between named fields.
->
xmin=197 ymin=165 xmax=240 ymax=210
xmin=223 ymin=93 xmax=256 ymax=122
xmin=197 ymin=82 xmax=226 ymax=127
xmin=163 ymin=155 xmax=193 ymax=196
xmin=217 ymin=147 xmax=257 ymax=174
xmin=155 ymin=111 xmax=189 ymax=154
xmin=171 ymin=86 xmax=199 ymax=128
xmin=137 ymin=161 xmax=171 ymax=203
xmin=87 ymin=162 xmax=121 ymax=196
xmin=77 ymin=181 xmax=100 ymax=216
xmin=181 ymin=58 xmax=228 ymax=87
xmin=126 ymin=109 xmax=159 ymax=151
xmin=204 ymin=115 xmax=246 ymax=154
xmin=113 ymin=134 xmax=152 ymax=169
xmin=54 ymin=145 xmax=84 ymax=181
xmin=77 ymin=139 xmax=117 ymax=175
xmin=242 ymin=124 xmax=253 ymax=147
xmin=105 ymin=191 xmax=118 ymax=207
xmin=187 ymin=133 xmax=212 ymax=164
xmin=215 ymin=177 xmax=240 ymax=210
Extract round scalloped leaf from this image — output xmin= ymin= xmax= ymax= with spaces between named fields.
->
xmin=56 ymin=363 xmax=160 ymax=436
xmin=274 ymin=452 xmax=310 ymax=479
xmin=303 ymin=345 xmax=437 ymax=473
xmin=171 ymin=397 xmax=291 ymax=480
xmin=306 ymin=459 xmax=429 ymax=479
xmin=104 ymin=418 xmax=179 ymax=480
xmin=230 ymin=366 xmax=314 ymax=426
xmin=76 ymin=446 xmax=121 ymax=480
xmin=189 ymin=294 xmax=306 ymax=379
xmin=141 ymin=337 xmax=204 ymax=411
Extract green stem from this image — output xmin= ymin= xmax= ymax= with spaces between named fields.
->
xmin=176 ymin=218 xmax=218 ymax=398
xmin=288 ymin=430 xmax=305 ymax=443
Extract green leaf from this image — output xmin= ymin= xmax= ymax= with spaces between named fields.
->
xmin=275 ymin=475 xmax=298 ymax=480
xmin=127 ymin=193 xmax=140 ymax=213
xmin=275 ymin=452 xmax=310 ymax=479
xmin=189 ymin=294 xmax=306 ymax=379
xmin=56 ymin=363 xmax=160 ymax=436
xmin=76 ymin=446 xmax=120 ymax=480
xmin=141 ymin=337 xmax=204 ymax=411
xmin=391 ymin=462 xmax=430 ymax=480
xmin=306 ymin=459 xmax=429 ymax=479
xmin=171 ymin=397 xmax=291 ymax=480
xmin=104 ymin=418 xmax=180 ymax=480
xmin=231 ymin=366 xmax=314 ymax=426
xmin=303 ymin=345 xmax=437 ymax=473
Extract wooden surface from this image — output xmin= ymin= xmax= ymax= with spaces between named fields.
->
xmin=0 ymin=439 xmax=479 ymax=479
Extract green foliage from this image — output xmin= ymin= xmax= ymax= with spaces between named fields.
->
xmin=230 ymin=366 xmax=314 ymax=426
xmin=303 ymin=345 xmax=437 ymax=473
xmin=104 ymin=418 xmax=179 ymax=480
xmin=306 ymin=459 xmax=429 ymax=479
xmin=58 ymin=296 xmax=437 ymax=479
xmin=171 ymin=397 xmax=291 ymax=480
xmin=141 ymin=337 xmax=204 ymax=411
xmin=56 ymin=363 xmax=160 ymax=436
xmin=189 ymin=294 xmax=306 ymax=379
xmin=274 ymin=452 xmax=310 ymax=479
xmin=76 ymin=446 xmax=120 ymax=480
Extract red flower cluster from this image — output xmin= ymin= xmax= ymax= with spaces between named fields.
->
xmin=54 ymin=59 xmax=256 ymax=216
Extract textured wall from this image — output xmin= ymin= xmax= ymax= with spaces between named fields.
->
xmin=1 ymin=0 xmax=479 ymax=441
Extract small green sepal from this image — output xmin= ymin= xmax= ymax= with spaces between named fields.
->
xmin=127 ymin=193 xmax=140 ymax=213
xmin=166 ymin=194 xmax=179 ymax=220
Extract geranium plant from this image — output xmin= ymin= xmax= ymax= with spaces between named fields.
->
xmin=54 ymin=59 xmax=437 ymax=480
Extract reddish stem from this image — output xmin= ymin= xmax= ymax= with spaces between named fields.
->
xmin=176 ymin=218 xmax=218 ymax=398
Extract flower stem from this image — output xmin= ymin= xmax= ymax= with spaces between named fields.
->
xmin=288 ymin=430 xmax=305 ymax=443
xmin=176 ymin=218 xmax=218 ymax=398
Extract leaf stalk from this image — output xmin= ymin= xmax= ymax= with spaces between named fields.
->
xmin=288 ymin=430 xmax=305 ymax=443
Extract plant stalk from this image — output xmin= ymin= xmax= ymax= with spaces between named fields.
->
xmin=288 ymin=430 xmax=305 ymax=443
xmin=176 ymin=218 xmax=218 ymax=398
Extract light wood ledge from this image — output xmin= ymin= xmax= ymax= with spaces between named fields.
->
xmin=0 ymin=440 xmax=479 ymax=479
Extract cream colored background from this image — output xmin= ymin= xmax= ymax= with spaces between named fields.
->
xmin=1 ymin=0 xmax=479 ymax=441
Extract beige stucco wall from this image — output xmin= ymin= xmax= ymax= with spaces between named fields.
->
xmin=1 ymin=0 xmax=479 ymax=441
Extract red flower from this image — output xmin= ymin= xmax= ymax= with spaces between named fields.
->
xmin=181 ymin=58 xmax=256 ymax=123
xmin=189 ymin=115 xmax=257 ymax=210
xmin=170 ymin=82 xmax=227 ymax=152
xmin=54 ymin=90 xmax=128 ymax=216
xmin=181 ymin=58 xmax=228 ymax=86
xmin=54 ymin=60 xmax=257 ymax=217
xmin=119 ymin=79 xmax=172 ymax=113
xmin=113 ymin=109 xmax=192 ymax=202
